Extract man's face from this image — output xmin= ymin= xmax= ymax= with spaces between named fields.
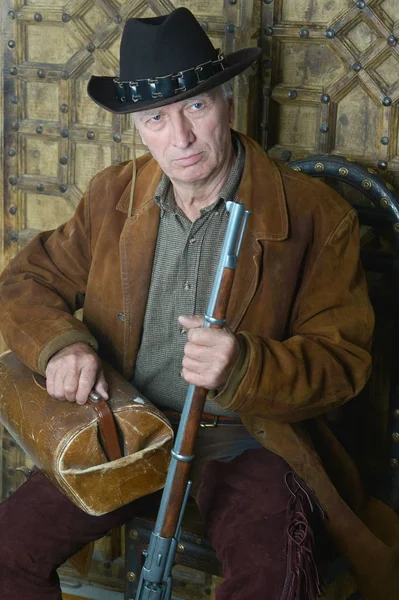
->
xmin=134 ymin=88 xmax=234 ymax=186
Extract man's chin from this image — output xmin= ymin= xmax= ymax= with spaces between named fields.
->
xmin=169 ymin=163 xmax=210 ymax=184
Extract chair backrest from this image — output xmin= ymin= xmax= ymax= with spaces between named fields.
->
xmin=288 ymin=155 xmax=399 ymax=510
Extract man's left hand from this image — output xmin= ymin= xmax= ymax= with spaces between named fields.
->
xmin=178 ymin=315 xmax=240 ymax=390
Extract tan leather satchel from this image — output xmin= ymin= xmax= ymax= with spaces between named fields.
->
xmin=0 ymin=351 xmax=173 ymax=516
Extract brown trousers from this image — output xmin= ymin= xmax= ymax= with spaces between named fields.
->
xmin=0 ymin=448 xmax=322 ymax=600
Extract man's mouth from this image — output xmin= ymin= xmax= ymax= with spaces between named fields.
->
xmin=174 ymin=152 xmax=203 ymax=166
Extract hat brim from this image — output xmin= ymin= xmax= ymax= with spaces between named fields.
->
xmin=87 ymin=47 xmax=261 ymax=114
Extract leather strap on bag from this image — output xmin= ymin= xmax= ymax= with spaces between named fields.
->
xmin=33 ymin=373 xmax=123 ymax=461
xmin=87 ymin=391 xmax=123 ymax=461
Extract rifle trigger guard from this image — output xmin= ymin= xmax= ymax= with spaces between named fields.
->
xmin=204 ymin=314 xmax=226 ymax=326
xmin=171 ymin=450 xmax=194 ymax=462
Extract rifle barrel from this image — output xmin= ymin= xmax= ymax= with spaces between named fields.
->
xmin=135 ymin=200 xmax=250 ymax=599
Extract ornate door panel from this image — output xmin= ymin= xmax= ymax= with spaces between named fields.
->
xmin=261 ymin=0 xmax=399 ymax=188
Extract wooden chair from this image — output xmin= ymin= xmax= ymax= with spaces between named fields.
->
xmin=288 ymin=156 xmax=399 ymax=513
xmin=124 ymin=156 xmax=399 ymax=600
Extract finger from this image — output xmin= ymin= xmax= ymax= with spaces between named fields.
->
xmin=182 ymin=355 xmax=204 ymax=374
xmin=45 ymin=367 xmax=56 ymax=398
xmin=183 ymin=341 xmax=209 ymax=362
xmin=63 ymin=372 xmax=79 ymax=403
xmin=181 ymin=366 xmax=215 ymax=389
xmin=51 ymin=371 xmax=68 ymax=402
xmin=45 ymin=356 xmax=64 ymax=399
xmin=182 ymin=354 xmax=223 ymax=384
xmin=93 ymin=371 xmax=109 ymax=401
xmin=186 ymin=327 xmax=223 ymax=345
xmin=75 ymin=366 xmax=97 ymax=405
xmin=180 ymin=366 xmax=201 ymax=386
xmin=178 ymin=315 xmax=204 ymax=330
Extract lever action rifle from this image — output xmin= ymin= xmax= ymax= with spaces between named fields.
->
xmin=135 ymin=200 xmax=250 ymax=600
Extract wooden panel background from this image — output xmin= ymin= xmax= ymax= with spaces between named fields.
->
xmin=261 ymin=0 xmax=399 ymax=191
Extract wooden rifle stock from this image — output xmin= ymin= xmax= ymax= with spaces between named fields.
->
xmin=160 ymin=267 xmax=235 ymax=539
xmin=135 ymin=201 xmax=250 ymax=599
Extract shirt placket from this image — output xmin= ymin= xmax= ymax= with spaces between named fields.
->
xmin=175 ymin=214 xmax=209 ymax=376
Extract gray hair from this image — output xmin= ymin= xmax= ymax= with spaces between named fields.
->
xmin=220 ymin=81 xmax=234 ymax=101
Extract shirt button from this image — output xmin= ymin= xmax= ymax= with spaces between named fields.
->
xmin=179 ymin=370 xmax=184 ymax=378
xmin=180 ymin=327 xmax=187 ymax=334
xmin=184 ymin=282 xmax=191 ymax=291
xmin=189 ymin=237 xmax=196 ymax=244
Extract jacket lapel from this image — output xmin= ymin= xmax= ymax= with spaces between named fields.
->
xmin=118 ymin=159 xmax=162 ymax=378
xmin=227 ymin=134 xmax=289 ymax=331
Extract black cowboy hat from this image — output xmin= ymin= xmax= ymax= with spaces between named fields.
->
xmin=87 ymin=7 xmax=260 ymax=114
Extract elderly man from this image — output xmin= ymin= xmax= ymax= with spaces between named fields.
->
xmin=0 ymin=8 xmax=373 ymax=600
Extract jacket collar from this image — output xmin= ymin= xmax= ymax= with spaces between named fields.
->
xmin=116 ymin=157 xmax=163 ymax=218
xmin=116 ymin=132 xmax=289 ymax=241
xmin=236 ymin=133 xmax=288 ymax=241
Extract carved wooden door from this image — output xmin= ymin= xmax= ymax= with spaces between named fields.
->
xmin=261 ymin=0 xmax=399 ymax=189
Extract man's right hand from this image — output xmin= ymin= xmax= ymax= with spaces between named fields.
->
xmin=45 ymin=342 xmax=108 ymax=405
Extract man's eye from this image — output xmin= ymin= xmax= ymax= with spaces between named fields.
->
xmin=150 ymin=114 xmax=161 ymax=122
xmin=192 ymin=102 xmax=203 ymax=110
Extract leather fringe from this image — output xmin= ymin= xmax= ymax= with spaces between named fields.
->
xmin=280 ymin=472 xmax=325 ymax=600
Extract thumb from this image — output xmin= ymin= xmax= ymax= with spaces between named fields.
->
xmin=94 ymin=371 xmax=109 ymax=401
xmin=178 ymin=314 xmax=204 ymax=331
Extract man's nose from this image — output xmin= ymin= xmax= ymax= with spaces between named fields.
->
xmin=170 ymin=114 xmax=195 ymax=148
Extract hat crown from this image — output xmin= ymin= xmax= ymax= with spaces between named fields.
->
xmin=87 ymin=7 xmax=261 ymax=114
xmin=120 ymin=8 xmax=217 ymax=81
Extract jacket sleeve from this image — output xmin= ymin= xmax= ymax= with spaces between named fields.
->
xmin=0 ymin=184 xmax=98 ymax=375
xmin=215 ymin=209 xmax=374 ymax=422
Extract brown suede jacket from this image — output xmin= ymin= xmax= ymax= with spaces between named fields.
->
xmin=0 ymin=133 xmax=374 ymax=425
